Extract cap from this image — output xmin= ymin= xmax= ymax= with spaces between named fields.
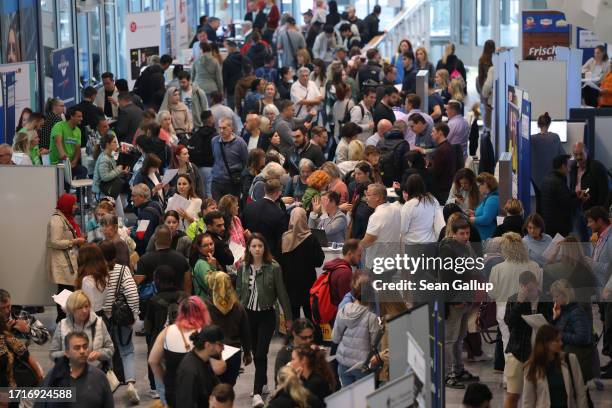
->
xmin=302 ymin=9 xmax=313 ymax=16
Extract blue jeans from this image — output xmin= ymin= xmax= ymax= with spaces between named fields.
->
xmin=112 ymin=325 xmax=135 ymax=382
xmin=154 ymin=377 xmax=167 ymax=405
xmin=198 ymin=166 xmax=213 ymax=198
xmin=337 ymin=362 xmax=367 ymax=387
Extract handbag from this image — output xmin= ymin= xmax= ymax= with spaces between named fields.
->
xmin=219 ymin=140 xmax=242 ymax=186
xmin=9 ymin=345 xmax=40 ymax=387
xmin=138 ymin=281 xmax=157 ymax=301
xmin=111 ymin=266 xmax=136 ymax=327
xmin=100 ymin=173 xmax=129 ymax=197
xmin=476 ymin=301 xmax=498 ymax=344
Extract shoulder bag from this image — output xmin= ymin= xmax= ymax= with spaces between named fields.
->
xmin=111 ymin=266 xmax=136 ymax=328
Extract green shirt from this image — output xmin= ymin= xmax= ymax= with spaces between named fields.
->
xmin=29 ymin=146 xmax=42 ymax=165
xmin=49 ymin=121 xmax=81 ymax=164
xmin=193 ymin=258 xmax=215 ymax=302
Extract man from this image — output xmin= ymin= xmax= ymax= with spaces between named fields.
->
xmin=291 ymin=67 xmax=323 ymax=120
xmin=428 ymin=81 xmax=445 ymax=122
xmin=284 ymin=125 xmax=325 ymax=176
xmin=191 ymin=27 xmax=209 ymax=62
xmin=211 ymin=117 xmax=248 ymax=200
xmin=373 ymin=86 xmax=399 ymax=128
xmin=42 ymin=332 xmax=113 ymax=408
xmin=114 ymin=91 xmax=144 ymax=144
xmin=0 ymin=289 xmax=49 ymax=346
xmin=363 ymin=4 xmax=384 ymax=44
xmin=204 ymin=211 xmax=235 ymax=269
xmin=366 ymin=119 xmax=392 ymax=147
xmin=350 ymin=87 xmax=376 ymax=143
xmin=401 ymin=52 xmax=418 ymax=95
xmin=312 ymin=25 xmax=337 ymax=65
xmin=376 ymin=125 xmax=409 ymax=186
xmin=90 ymin=116 xmax=116 ymax=153
xmin=273 ymin=100 xmax=308 ymax=155
xmin=430 ymin=123 xmax=456 ymax=204
xmin=255 ymin=54 xmax=278 ymax=84
xmin=356 ymin=49 xmax=383 ymax=91
xmin=210 ymin=92 xmax=242 ymax=133
xmin=49 ymin=106 xmax=87 ymax=178
xmin=242 ymin=179 xmax=289 ymax=259
xmin=205 ymin=17 xmax=221 ymax=44
xmin=438 ymin=216 xmax=480 ymax=389
xmin=209 ymin=384 xmax=235 ymax=408
xmin=94 ymin=72 xmax=119 ymax=119
xmin=503 ymin=271 xmax=553 ymax=406
xmin=335 ymin=122 xmax=361 ymax=163
xmin=222 ymin=40 xmax=247 ymax=111
xmin=242 ymin=113 xmax=270 ymax=152
xmin=539 ymin=154 xmax=578 ymax=237
xmin=130 ymin=183 xmax=163 ymax=256
xmin=133 ymin=56 xmax=166 ymax=108
xmin=278 ymin=16 xmax=306 ymax=69
xmin=159 ymin=54 xmax=173 ymax=84
xmin=333 ymin=46 xmax=348 ymax=66
xmin=360 ymin=183 xmax=402 ymax=270
xmin=177 ymin=71 xmax=209 ymax=131
xmin=310 ymin=126 xmax=329 ymax=152
xmin=339 ymin=23 xmax=361 ymax=50
xmin=301 ymin=9 xmax=313 ymax=37
xmin=0 ymin=144 xmax=13 ymax=165
xmin=462 ymin=383 xmax=493 ymax=408
xmin=408 ymin=113 xmax=434 ymax=150
xmin=402 ymin=93 xmax=434 ymax=143
xmin=321 ymin=239 xmax=363 ymax=307
xmin=76 ymin=86 xmax=104 ymax=139
xmin=375 ymin=65 xmax=398 ymax=100
xmin=234 ymin=62 xmax=257 ymax=118
xmin=446 ymin=99 xmax=470 ymax=158
xmin=308 ymin=191 xmax=348 ymax=243
xmin=175 ymin=325 xmax=224 ymax=408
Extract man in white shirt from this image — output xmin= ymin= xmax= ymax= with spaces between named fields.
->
xmin=290 ymin=67 xmax=323 ymax=120
xmin=446 ymin=100 xmax=470 ymax=158
xmin=361 ymin=183 xmax=402 ymax=270
xmin=191 ymin=28 xmax=208 ymax=62
xmin=366 ymin=119 xmax=392 ymax=147
xmin=350 ymin=88 xmax=376 ymax=143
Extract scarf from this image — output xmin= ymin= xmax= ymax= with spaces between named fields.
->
xmin=208 ymin=271 xmax=237 ymax=315
xmin=56 ymin=193 xmax=81 ymax=237
xmin=281 ymin=207 xmax=311 ymax=253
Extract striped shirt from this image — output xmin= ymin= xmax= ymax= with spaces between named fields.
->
xmin=103 ymin=264 xmax=140 ymax=319
xmin=247 ymin=265 xmax=261 ymax=311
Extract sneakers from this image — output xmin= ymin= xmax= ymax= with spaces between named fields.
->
xmin=445 ymin=375 xmax=465 ymax=389
xmin=467 ymin=353 xmax=492 ymax=362
xmin=126 ymin=383 xmax=140 ymax=405
xmin=252 ymin=394 xmax=265 ymax=407
xmin=456 ymin=369 xmax=480 ymax=382
xmin=148 ymin=390 xmax=160 ymax=399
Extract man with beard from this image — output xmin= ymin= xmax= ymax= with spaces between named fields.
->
xmin=284 ymin=125 xmax=325 ymax=177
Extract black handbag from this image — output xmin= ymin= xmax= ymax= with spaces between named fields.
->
xmin=7 ymin=341 xmax=39 ymax=387
xmin=111 ymin=266 xmax=135 ymax=327
xmin=100 ymin=173 xmax=129 ymax=197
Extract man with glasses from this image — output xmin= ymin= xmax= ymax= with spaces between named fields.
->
xmin=211 ymin=117 xmax=248 ymax=201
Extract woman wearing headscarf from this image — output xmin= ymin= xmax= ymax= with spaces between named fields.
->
xmin=278 ymin=207 xmax=325 ymax=321
xmin=205 ymin=271 xmax=252 ymax=385
xmin=47 ymin=194 xmax=86 ymax=322
xmin=159 ymin=87 xmax=193 ymax=138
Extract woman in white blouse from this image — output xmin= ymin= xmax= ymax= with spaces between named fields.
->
xmin=582 ymin=45 xmax=610 ymax=107
xmin=76 ymin=243 xmax=110 ymax=314
xmin=401 ymin=174 xmax=440 ymax=245
xmin=167 ymin=174 xmax=202 ymax=230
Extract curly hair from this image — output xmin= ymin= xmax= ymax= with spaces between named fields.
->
xmin=306 ymin=170 xmax=330 ymax=191
xmin=292 ymin=345 xmax=337 ymax=392
xmin=500 ymin=232 xmax=529 ymax=263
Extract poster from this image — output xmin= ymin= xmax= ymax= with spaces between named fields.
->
xmin=0 ymin=0 xmax=38 ymax=64
xmin=0 ymin=61 xmax=36 ymax=133
xmin=164 ymin=0 xmax=176 ymax=57
xmin=176 ymin=0 xmax=190 ymax=52
xmin=0 ymin=76 xmax=4 ymax=144
xmin=507 ymin=86 xmax=520 ymax=173
xmin=52 ymin=46 xmax=77 ymax=108
xmin=519 ymin=96 xmax=532 ymax=214
xmin=521 ymin=10 xmax=570 ymax=60
xmin=1 ymin=71 xmax=16 ymax=145
xmin=576 ymin=27 xmax=605 ymax=64
xmin=126 ymin=11 xmax=162 ymax=86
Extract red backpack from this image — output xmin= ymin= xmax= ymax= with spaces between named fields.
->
xmin=309 ymin=270 xmax=337 ymax=324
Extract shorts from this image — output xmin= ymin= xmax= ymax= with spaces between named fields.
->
xmin=505 ymin=354 xmax=526 ymax=394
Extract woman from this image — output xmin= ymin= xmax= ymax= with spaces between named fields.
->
xmin=47 ymin=193 xmax=84 ymax=322
xmin=241 ymin=149 xmax=266 ymax=208
xmin=276 ymin=66 xmax=294 ymax=101
xmin=302 ymin=170 xmax=331 ymax=212
xmin=11 ymin=132 xmax=32 ymax=165
xmin=243 ymin=78 xmax=267 ymax=120
xmin=76 ymin=243 xmax=109 ymax=315
xmin=167 ymin=174 xmax=203 ymax=230
xmin=135 ymin=123 xmax=172 ymax=173
xmin=523 ymin=324 xmax=588 ymax=408
xmin=530 ymin=112 xmax=565 ymax=208
xmin=320 ymin=162 xmax=349 ymax=204
xmin=132 ymin=153 xmax=166 ymax=204
xmin=331 ymin=76 xmax=355 ymax=142
xmin=326 ymin=0 xmax=341 ymax=26
xmin=99 ymin=240 xmax=140 ymax=405
xmin=160 ymin=87 xmax=193 ymax=137
xmin=336 ymin=140 xmax=364 ymax=179
xmin=448 ymin=77 xmax=466 ymax=110
xmin=266 ymin=132 xmax=286 ymax=165
xmin=478 ymin=39 xmax=495 ymax=121
xmin=19 ymin=112 xmax=47 ymax=162
xmin=193 ymin=42 xmax=223 ymax=103
xmin=582 ymin=45 xmax=610 ymax=107
xmin=132 ymin=109 xmax=158 ymax=144
xmin=249 ymin=161 xmax=286 ymax=202
xmin=284 ymin=158 xmax=315 ymax=203
xmin=434 ymin=69 xmax=451 ymax=104
xmin=279 ymin=207 xmax=325 ymax=320
xmin=400 ymin=174 xmax=439 ymax=244
xmin=169 ymin=144 xmax=204 ymax=198
xmin=469 ymin=172 xmax=499 ymax=240
xmin=218 ymin=194 xmax=247 ymax=249
xmin=291 ymin=345 xmax=337 ymax=403
xmin=148 ymin=296 xmax=225 ymax=408
xmin=447 ymin=168 xmax=480 ymax=211
xmin=599 ymin=69 xmax=612 ymax=107
xmin=261 ymin=82 xmax=279 ymax=113
xmin=493 ymin=198 xmax=524 ymax=238
xmin=391 ymin=40 xmax=413 ymax=85
xmin=349 ymin=163 xmax=375 ymax=239
xmin=146 ymin=211 xmax=192 ymax=257
xmin=157 ymin=110 xmax=178 ymax=145
xmin=274 ymin=319 xmax=316 ymax=380
xmin=99 ymin=214 xmax=131 ymax=268
xmin=415 ymin=46 xmax=435 ymax=86
xmin=296 ymin=49 xmax=314 ymax=74
xmin=237 ymin=233 xmax=293 ymax=406
xmin=205 ymin=271 xmax=252 ymax=385
xmin=16 ymin=108 xmax=32 ymax=134
xmin=268 ymin=366 xmax=323 ymax=408
xmin=92 ymin=133 xmax=129 ymax=198
xmin=436 ymin=42 xmax=467 ymax=84
xmin=310 ymin=59 xmax=327 ymax=97
xmin=190 ymin=233 xmax=220 ymax=302
xmin=523 ymin=213 xmax=553 ymax=267
xmin=40 ymin=98 xmax=65 ymax=150
xmin=49 ymin=290 xmax=114 ymax=365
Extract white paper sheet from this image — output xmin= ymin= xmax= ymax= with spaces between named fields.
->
xmin=161 ymin=169 xmax=179 ymax=185
xmin=136 ymin=219 xmax=150 ymax=233
xmin=229 ymin=241 xmax=246 ymax=262
xmin=222 ymin=344 xmax=241 ymax=361
xmin=497 ymin=216 xmax=504 ymax=226
xmin=542 ymin=233 xmax=564 ymax=262
xmin=52 ymin=289 xmax=73 ymax=310
xmin=166 ymin=194 xmax=192 ymax=212
xmin=522 ymin=313 xmax=549 ymax=330
xmin=41 ymin=154 xmax=51 ymax=165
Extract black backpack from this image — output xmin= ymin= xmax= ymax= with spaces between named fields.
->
xmin=337 ymin=102 xmax=364 ymax=135
xmin=146 ymin=292 xmax=187 ymax=341
xmin=379 ymin=139 xmax=408 ymax=186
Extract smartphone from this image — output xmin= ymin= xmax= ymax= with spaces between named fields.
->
xmin=583 ymin=188 xmax=590 ymax=195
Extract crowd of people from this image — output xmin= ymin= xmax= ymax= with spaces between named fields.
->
xmin=1 ymin=2 xmax=612 ymax=408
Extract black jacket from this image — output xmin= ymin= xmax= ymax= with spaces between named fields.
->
xmin=437 ymin=237 xmax=477 ymax=306
xmin=188 ymin=125 xmax=215 ymax=167
xmin=205 ymin=300 xmax=251 ymax=352
xmin=504 ymin=293 xmax=553 ymax=362
xmin=363 ymin=13 xmax=383 ymax=43
xmin=492 ymin=215 xmax=524 ymax=238
xmin=241 ymin=129 xmax=270 ymax=152
xmin=539 ymin=170 xmax=577 ymax=237
xmin=75 ymin=100 xmax=104 ymax=140
xmin=134 ymin=200 xmax=163 ymax=255
xmin=278 ymin=235 xmax=325 ymax=307
xmin=302 ymin=372 xmax=333 ymax=404
xmin=223 ymin=51 xmax=248 ymax=96
xmin=114 ymin=103 xmax=144 ymax=144
xmin=210 ymin=232 xmax=235 ymax=270
xmin=569 ymin=158 xmax=610 ymax=211
xmin=401 ymin=65 xmax=418 ymax=95
xmin=267 ymin=389 xmax=323 ymax=408
xmin=372 ymin=101 xmax=396 ymax=128
xmin=242 ymin=197 xmax=289 ymax=259
xmin=435 ymin=54 xmax=467 ymax=84
xmin=276 ymin=80 xmax=292 ymax=101
xmin=133 ymin=64 xmax=164 ymax=106
xmin=175 ymin=351 xmax=219 ymax=408
xmin=284 ymin=141 xmax=325 ymax=176
xmin=357 ymin=61 xmax=382 ymax=89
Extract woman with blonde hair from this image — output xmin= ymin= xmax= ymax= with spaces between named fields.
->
xmin=415 ymin=46 xmax=435 ymax=85
xmin=336 ymin=140 xmax=365 ymax=178
xmin=268 ymin=366 xmax=323 ymax=408
xmin=11 ymin=131 xmax=32 ymax=165
xmin=434 ymin=69 xmax=451 ymax=104
xmin=159 ymin=87 xmax=193 ymax=137
xmin=157 ymin=110 xmax=177 ymax=145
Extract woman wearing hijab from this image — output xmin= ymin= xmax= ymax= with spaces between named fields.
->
xmin=278 ymin=207 xmax=325 ymax=321
xmin=205 ymin=271 xmax=253 ymax=385
xmin=47 ymin=193 xmax=86 ymax=322
xmin=159 ymin=87 xmax=193 ymax=139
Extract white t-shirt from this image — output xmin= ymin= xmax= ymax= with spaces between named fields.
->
xmin=247 ymin=134 xmax=260 ymax=151
xmin=401 ymin=197 xmax=438 ymax=244
xmin=81 ymin=276 xmax=107 ymax=313
xmin=365 ymin=202 xmax=402 ymax=269
xmin=290 ymin=80 xmax=322 ymax=120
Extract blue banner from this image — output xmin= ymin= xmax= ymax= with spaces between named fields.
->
xmin=1 ymin=71 xmax=16 ymax=145
xmin=519 ymin=98 xmax=532 ymax=215
xmin=52 ymin=46 xmax=77 ymax=108
xmin=576 ymin=27 xmax=606 ymax=64
xmin=522 ymin=11 xmax=570 ymax=33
